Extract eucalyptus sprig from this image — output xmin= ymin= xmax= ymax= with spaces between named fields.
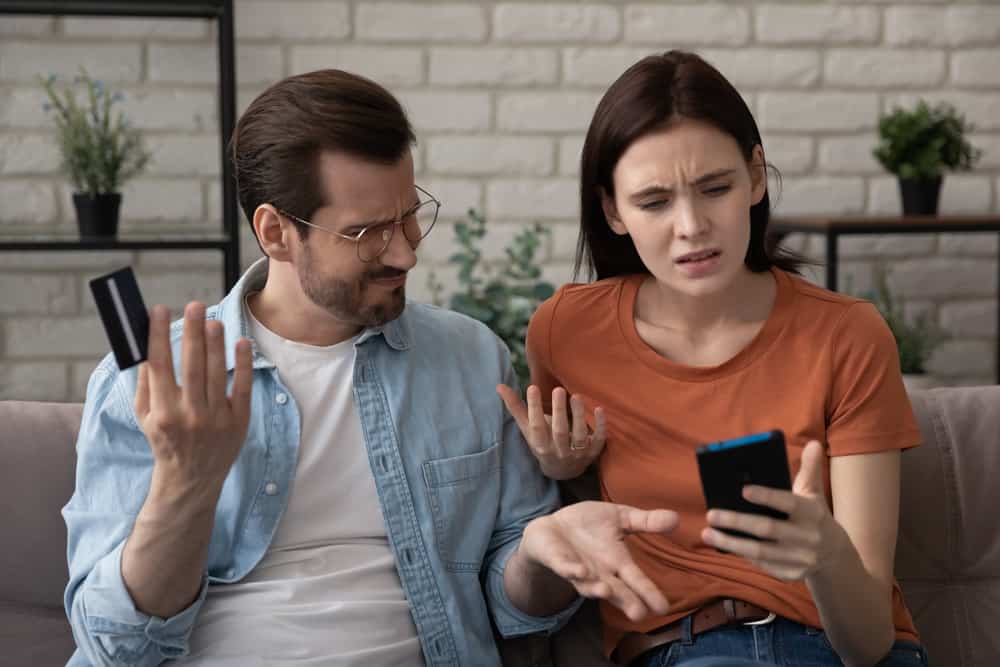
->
xmin=429 ymin=209 xmax=555 ymax=389
xmin=865 ymin=264 xmax=947 ymax=375
xmin=39 ymin=69 xmax=151 ymax=196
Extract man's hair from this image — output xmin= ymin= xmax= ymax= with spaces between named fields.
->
xmin=230 ymin=69 xmax=415 ymax=243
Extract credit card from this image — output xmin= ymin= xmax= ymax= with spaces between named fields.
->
xmin=89 ymin=266 xmax=150 ymax=370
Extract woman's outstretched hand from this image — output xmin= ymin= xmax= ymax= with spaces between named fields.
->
xmin=497 ymin=384 xmax=606 ymax=480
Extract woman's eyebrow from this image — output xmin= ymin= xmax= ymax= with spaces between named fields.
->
xmin=629 ymin=169 xmax=737 ymax=200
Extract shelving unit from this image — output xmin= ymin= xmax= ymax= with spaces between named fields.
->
xmin=769 ymin=215 xmax=1000 ymax=383
xmin=0 ymin=0 xmax=240 ymax=292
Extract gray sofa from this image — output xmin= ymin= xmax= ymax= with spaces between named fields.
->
xmin=2 ymin=387 xmax=999 ymax=666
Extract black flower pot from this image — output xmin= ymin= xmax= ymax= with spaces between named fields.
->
xmin=898 ymin=176 xmax=942 ymax=216
xmin=73 ymin=192 xmax=122 ymax=237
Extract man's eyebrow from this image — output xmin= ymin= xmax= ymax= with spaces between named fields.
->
xmin=343 ymin=198 xmax=422 ymax=232
xmin=629 ymin=169 xmax=737 ymax=200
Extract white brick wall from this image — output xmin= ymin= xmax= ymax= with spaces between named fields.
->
xmin=495 ymin=4 xmax=620 ymax=43
xmin=0 ymin=0 xmax=998 ymax=398
xmin=430 ymin=47 xmax=558 ymax=86
xmin=755 ymin=6 xmax=880 ymax=45
xmin=356 ymin=3 xmax=486 ymax=42
xmin=625 ymin=6 xmax=749 ymax=46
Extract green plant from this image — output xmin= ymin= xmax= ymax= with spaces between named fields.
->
xmin=40 ymin=70 xmax=151 ymax=196
xmin=865 ymin=264 xmax=947 ymax=375
xmin=428 ymin=209 xmax=555 ymax=389
xmin=873 ymin=100 xmax=981 ymax=180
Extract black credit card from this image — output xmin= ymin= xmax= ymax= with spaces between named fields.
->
xmin=89 ymin=266 xmax=150 ymax=370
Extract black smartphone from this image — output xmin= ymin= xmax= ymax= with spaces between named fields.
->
xmin=696 ymin=429 xmax=793 ymax=542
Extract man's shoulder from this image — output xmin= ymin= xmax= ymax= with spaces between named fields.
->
xmin=403 ymin=301 xmax=503 ymax=348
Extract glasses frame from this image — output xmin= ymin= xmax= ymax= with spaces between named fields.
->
xmin=278 ymin=184 xmax=440 ymax=263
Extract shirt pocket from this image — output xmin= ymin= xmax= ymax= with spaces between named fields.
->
xmin=422 ymin=442 xmax=501 ymax=572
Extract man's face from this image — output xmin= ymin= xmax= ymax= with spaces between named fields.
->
xmin=294 ymin=149 xmax=419 ymax=328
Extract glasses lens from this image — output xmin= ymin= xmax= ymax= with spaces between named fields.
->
xmin=358 ymin=223 xmax=394 ymax=262
xmin=402 ymin=200 xmax=438 ymax=246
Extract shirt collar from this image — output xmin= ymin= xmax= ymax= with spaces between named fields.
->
xmin=216 ymin=258 xmax=412 ymax=370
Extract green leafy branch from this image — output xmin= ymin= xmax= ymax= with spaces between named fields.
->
xmin=429 ymin=209 xmax=555 ymax=389
xmin=39 ymin=69 xmax=151 ymax=195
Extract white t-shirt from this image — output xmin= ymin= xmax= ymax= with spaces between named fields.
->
xmin=179 ymin=299 xmax=423 ymax=666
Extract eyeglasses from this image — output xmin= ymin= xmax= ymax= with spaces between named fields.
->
xmin=278 ymin=185 xmax=440 ymax=263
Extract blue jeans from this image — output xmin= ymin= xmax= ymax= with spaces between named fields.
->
xmin=630 ymin=616 xmax=929 ymax=667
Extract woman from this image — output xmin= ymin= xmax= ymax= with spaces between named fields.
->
xmin=498 ymin=51 xmax=928 ymax=667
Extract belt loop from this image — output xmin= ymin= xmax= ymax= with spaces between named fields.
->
xmin=681 ymin=614 xmax=694 ymax=645
xmin=723 ymin=599 xmax=736 ymax=621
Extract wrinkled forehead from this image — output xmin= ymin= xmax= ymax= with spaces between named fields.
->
xmin=316 ymin=149 xmax=416 ymax=224
xmin=613 ymin=119 xmax=746 ymax=192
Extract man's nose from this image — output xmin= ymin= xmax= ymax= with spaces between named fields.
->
xmin=379 ymin=223 xmax=418 ymax=270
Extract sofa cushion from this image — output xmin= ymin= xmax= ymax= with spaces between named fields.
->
xmin=0 ymin=602 xmax=76 ymax=665
xmin=900 ymin=386 xmax=1000 ymax=667
xmin=0 ymin=401 xmax=83 ymax=608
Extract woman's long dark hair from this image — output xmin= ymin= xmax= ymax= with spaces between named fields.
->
xmin=575 ymin=50 xmax=807 ymax=281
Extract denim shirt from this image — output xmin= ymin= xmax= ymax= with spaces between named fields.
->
xmin=64 ymin=259 xmax=578 ymax=666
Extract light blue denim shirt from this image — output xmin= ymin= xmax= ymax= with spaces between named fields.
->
xmin=64 ymin=258 xmax=578 ymax=666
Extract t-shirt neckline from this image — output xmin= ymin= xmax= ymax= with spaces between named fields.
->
xmin=617 ymin=267 xmax=794 ymax=382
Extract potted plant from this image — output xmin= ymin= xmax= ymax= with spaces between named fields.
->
xmin=873 ymin=100 xmax=981 ymax=216
xmin=40 ymin=70 xmax=151 ymax=237
xmin=866 ymin=264 xmax=947 ymax=392
xmin=428 ymin=209 xmax=555 ymax=389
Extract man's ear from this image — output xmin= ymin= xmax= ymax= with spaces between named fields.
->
xmin=600 ymin=187 xmax=628 ymax=236
xmin=253 ymin=204 xmax=294 ymax=261
xmin=749 ymin=145 xmax=767 ymax=206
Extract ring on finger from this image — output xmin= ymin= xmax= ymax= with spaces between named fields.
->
xmin=569 ymin=440 xmax=587 ymax=450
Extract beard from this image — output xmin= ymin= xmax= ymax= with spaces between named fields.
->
xmin=297 ymin=242 xmax=407 ymax=328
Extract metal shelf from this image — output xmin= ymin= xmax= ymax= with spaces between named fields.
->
xmin=0 ymin=0 xmax=240 ymax=292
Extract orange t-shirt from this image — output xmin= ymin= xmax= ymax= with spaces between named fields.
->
xmin=527 ymin=268 xmax=922 ymax=655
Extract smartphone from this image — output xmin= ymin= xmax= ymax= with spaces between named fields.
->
xmin=696 ymin=429 xmax=792 ymax=542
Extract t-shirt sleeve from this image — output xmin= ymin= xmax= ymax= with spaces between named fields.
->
xmin=525 ymin=288 xmax=566 ymax=414
xmin=825 ymin=301 xmax=924 ymax=456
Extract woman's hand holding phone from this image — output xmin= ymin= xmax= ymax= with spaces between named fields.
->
xmin=497 ymin=384 xmax=606 ymax=480
xmin=701 ymin=440 xmax=851 ymax=582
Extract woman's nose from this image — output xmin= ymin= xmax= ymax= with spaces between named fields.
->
xmin=674 ymin=199 xmax=709 ymax=239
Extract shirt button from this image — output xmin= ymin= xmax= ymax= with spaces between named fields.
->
xmin=264 ymin=482 xmax=279 ymax=495
xmin=275 ymin=393 xmax=288 ymax=405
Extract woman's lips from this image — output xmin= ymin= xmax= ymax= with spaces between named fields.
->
xmin=675 ymin=250 xmax=722 ymax=277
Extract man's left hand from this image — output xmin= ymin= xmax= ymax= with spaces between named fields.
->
xmin=518 ymin=501 xmax=678 ymax=622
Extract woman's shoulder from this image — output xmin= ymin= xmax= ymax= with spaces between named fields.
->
xmin=550 ymin=274 xmax=634 ymax=310
xmin=529 ymin=275 xmax=635 ymax=346
xmin=781 ymin=269 xmax=864 ymax=310
xmin=777 ymin=269 xmax=893 ymax=350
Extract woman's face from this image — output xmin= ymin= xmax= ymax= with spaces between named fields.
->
xmin=603 ymin=117 xmax=767 ymax=298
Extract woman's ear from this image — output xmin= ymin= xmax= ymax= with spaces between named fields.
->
xmin=600 ymin=187 xmax=628 ymax=236
xmin=749 ymin=145 xmax=767 ymax=206
xmin=253 ymin=204 xmax=294 ymax=261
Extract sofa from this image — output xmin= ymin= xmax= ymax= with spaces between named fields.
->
xmin=2 ymin=386 xmax=998 ymax=666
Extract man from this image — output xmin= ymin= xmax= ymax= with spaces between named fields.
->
xmin=64 ymin=69 xmax=676 ymax=666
